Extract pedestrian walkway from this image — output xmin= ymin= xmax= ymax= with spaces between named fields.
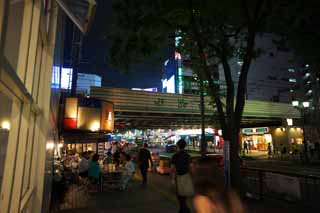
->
xmin=59 ymin=172 xmax=317 ymax=213
xmin=59 ymin=179 xmax=178 ymax=213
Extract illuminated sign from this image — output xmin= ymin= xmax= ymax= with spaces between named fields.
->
xmin=61 ymin=68 xmax=73 ymax=89
xmin=242 ymin=129 xmax=254 ymax=134
xmin=167 ymin=75 xmax=175 ymax=93
xmin=242 ymin=127 xmax=269 ymax=134
xmin=64 ymin=97 xmax=114 ymax=132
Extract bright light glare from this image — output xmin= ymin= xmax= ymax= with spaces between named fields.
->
xmin=292 ymin=101 xmax=299 ymax=107
xmin=303 ymin=101 xmax=310 ymax=108
xmin=90 ymin=121 xmax=100 ymax=131
xmin=46 ymin=142 xmax=55 ymax=150
xmin=1 ymin=121 xmax=10 ymax=130
xmin=286 ymin=118 xmax=293 ymax=126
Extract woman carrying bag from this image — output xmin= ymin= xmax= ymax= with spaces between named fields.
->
xmin=171 ymin=139 xmax=194 ymax=213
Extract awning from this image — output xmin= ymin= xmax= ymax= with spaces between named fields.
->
xmin=56 ymin=0 xmax=96 ymax=34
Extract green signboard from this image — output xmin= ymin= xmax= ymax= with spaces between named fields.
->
xmin=242 ymin=129 xmax=254 ymax=134
xmin=256 ymin=127 xmax=269 ymax=133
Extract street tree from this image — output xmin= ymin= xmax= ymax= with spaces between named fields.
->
xmin=107 ymin=0 xmax=290 ymax=190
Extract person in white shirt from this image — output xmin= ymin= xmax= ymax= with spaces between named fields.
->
xmin=120 ymin=154 xmax=135 ymax=190
xmin=79 ymin=152 xmax=89 ymax=178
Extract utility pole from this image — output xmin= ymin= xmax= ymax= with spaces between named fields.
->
xmin=199 ymin=71 xmax=206 ymax=156
xmin=71 ymin=25 xmax=83 ymax=96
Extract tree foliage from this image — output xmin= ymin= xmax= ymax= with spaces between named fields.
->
xmin=107 ymin=0 xmax=309 ymax=190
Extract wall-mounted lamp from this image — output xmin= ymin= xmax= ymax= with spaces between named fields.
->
xmin=286 ymin=118 xmax=293 ymax=126
xmin=1 ymin=121 xmax=10 ymax=130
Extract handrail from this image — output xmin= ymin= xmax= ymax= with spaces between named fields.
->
xmin=242 ymin=166 xmax=320 ymax=179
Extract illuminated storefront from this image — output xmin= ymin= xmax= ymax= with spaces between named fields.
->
xmin=241 ymin=126 xmax=304 ymax=151
xmin=61 ymin=96 xmax=114 ymax=155
xmin=241 ymin=127 xmax=272 ymax=151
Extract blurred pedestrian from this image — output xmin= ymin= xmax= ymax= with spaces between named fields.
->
xmin=171 ymin=139 xmax=192 ymax=213
xmin=309 ymin=141 xmax=315 ymax=159
xmin=79 ymin=151 xmax=89 ymax=178
xmin=267 ymin=143 xmax=272 ymax=159
xmin=88 ymin=154 xmax=101 ymax=184
xmin=120 ymin=154 xmax=135 ymax=191
xmin=192 ymin=157 xmax=245 ymax=213
xmin=138 ymin=143 xmax=153 ymax=185
xmin=243 ymin=141 xmax=248 ymax=155
xmin=314 ymin=141 xmax=320 ymax=159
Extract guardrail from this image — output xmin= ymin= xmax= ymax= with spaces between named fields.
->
xmin=242 ymin=167 xmax=320 ymax=209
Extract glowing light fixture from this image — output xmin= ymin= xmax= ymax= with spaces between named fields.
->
xmin=286 ymin=118 xmax=293 ymax=126
xmin=46 ymin=142 xmax=55 ymax=150
xmin=90 ymin=121 xmax=100 ymax=131
xmin=302 ymin=101 xmax=310 ymax=108
xmin=292 ymin=100 xmax=299 ymax=107
xmin=1 ymin=121 xmax=10 ymax=130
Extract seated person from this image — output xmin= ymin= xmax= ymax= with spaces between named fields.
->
xmin=88 ymin=154 xmax=101 ymax=184
xmin=103 ymin=151 xmax=113 ymax=164
xmin=79 ymin=151 xmax=89 ymax=178
xmin=120 ymin=154 xmax=135 ymax=190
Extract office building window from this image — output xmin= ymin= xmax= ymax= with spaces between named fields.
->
xmin=289 ymin=78 xmax=297 ymax=83
xmin=3 ymin=0 xmax=25 ymax=70
xmin=288 ymin=68 xmax=295 ymax=72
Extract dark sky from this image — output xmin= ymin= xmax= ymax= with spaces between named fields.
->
xmin=64 ymin=0 xmax=163 ymax=89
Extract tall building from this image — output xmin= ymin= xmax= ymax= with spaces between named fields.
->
xmin=53 ymin=68 xmax=102 ymax=94
xmin=0 ymin=1 xmax=63 ymax=212
xmin=162 ymin=34 xmax=304 ymax=103
xmin=0 ymin=0 xmax=96 ymax=212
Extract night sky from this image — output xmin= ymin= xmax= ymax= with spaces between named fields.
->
xmin=64 ymin=0 xmax=163 ymax=89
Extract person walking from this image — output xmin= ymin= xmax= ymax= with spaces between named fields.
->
xmin=120 ymin=154 xmax=136 ymax=191
xmin=171 ymin=139 xmax=192 ymax=213
xmin=267 ymin=143 xmax=272 ymax=159
xmin=138 ymin=143 xmax=153 ymax=185
xmin=314 ymin=141 xmax=320 ymax=160
xmin=243 ymin=141 xmax=248 ymax=155
xmin=79 ymin=151 xmax=89 ymax=178
xmin=192 ymin=157 xmax=244 ymax=213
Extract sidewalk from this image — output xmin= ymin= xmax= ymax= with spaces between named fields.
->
xmin=59 ymin=179 xmax=178 ymax=213
xmin=59 ymin=172 xmax=317 ymax=213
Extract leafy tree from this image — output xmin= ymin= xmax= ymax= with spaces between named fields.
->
xmin=107 ymin=0 xmax=290 ymax=190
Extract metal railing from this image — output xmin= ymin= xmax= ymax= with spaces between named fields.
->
xmin=242 ymin=167 xmax=320 ymax=209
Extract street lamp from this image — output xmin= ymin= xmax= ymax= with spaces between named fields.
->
xmin=292 ymin=100 xmax=310 ymax=142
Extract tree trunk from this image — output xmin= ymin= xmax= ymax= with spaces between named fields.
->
xmin=229 ymin=128 xmax=242 ymax=191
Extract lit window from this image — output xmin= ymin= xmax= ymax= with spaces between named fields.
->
xmin=288 ymin=68 xmax=295 ymax=72
xmin=289 ymin=78 xmax=296 ymax=83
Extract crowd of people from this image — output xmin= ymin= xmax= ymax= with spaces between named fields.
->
xmin=52 ymin=140 xmax=244 ymax=213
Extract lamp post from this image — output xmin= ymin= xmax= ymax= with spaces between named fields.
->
xmin=292 ymin=100 xmax=310 ymax=162
xmin=292 ymin=100 xmax=310 ymax=140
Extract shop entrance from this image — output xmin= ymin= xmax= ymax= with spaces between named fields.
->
xmin=241 ymin=127 xmax=272 ymax=151
xmin=242 ymin=134 xmax=272 ymax=151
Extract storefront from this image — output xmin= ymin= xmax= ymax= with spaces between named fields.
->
xmin=241 ymin=127 xmax=272 ymax=151
xmin=241 ymin=126 xmax=304 ymax=152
